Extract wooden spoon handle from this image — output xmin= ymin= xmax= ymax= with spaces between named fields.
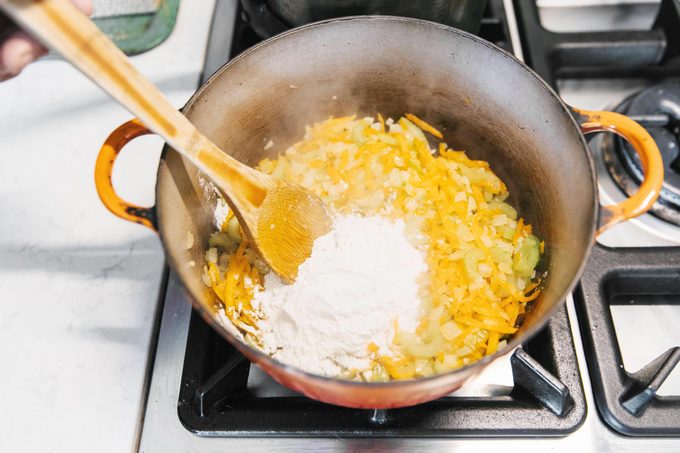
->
xmin=0 ymin=0 xmax=268 ymax=207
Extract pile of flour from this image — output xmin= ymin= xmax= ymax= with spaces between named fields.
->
xmin=254 ymin=214 xmax=426 ymax=377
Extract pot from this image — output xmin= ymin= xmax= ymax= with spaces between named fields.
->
xmin=94 ymin=17 xmax=663 ymax=409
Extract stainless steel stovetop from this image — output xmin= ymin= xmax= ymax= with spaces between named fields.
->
xmin=138 ymin=1 xmax=680 ymax=450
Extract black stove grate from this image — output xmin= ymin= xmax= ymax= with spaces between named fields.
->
xmin=514 ymin=0 xmax=680 ymax=87
xmin=574 ymin=245 xmax=680 ymax=436
xmin=178 ymin=305 xmax=586 ymax=437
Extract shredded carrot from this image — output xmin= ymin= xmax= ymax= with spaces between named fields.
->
xmin=405 ymin=113 xmax=444 ymax=139
xmin=486 ymin=331 xmax=500 ymax=355
xmin=513 ymin=217 xmax=525 ymax=246
xmin=515 ymin=282 xmax=542 ymax=303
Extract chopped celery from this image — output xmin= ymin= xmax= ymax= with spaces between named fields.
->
xmin=490 ymin=247 xmax=512 ymax=267
xmin=208 ymin=231 xmax=238 ymax=253
xmin=464 ymin=248 xmax=485 ymax=279
xmin=499 ymin=225 xmax=515 ymax=240
xmin=459 ymin=165 xmax=487 ymax=184
xmin=488 ymin=200 xmax=517 ymax=220
xmin=513 ymin=234 xmax=541 ymax=277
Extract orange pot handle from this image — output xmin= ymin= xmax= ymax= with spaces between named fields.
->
xmin=94 ymin=118 xmax=157 ymax=231
xmin=572 ymin=108 xmax=664 ymax=236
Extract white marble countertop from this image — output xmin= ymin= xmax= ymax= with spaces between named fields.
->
xmin=0 ymin=2 xmax=214 ymax=451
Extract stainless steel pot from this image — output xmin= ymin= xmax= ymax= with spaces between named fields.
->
xmin=95 ymin=16 xmax=663 ymax=409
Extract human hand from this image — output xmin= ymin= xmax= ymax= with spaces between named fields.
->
xmin=0 ymin=0 xmax=92 ymax=81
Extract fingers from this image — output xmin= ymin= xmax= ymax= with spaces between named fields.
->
xmin=71 ymin=0 xmax=94 ymax=16
xmin=0 ymin=0 xmax=92 ymax=81
xmin=0 ymin=30 xmax=47 ymax=81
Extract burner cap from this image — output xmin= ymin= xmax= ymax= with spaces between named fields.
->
xmin=602 ymin=80 xmax=680 ymax=226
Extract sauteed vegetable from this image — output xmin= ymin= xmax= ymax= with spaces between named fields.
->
xmin=203 ymin=114 xmax=543 ymax=381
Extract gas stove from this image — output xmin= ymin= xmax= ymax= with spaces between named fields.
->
xmin=138 ymin=1 xmax=680 ymax=450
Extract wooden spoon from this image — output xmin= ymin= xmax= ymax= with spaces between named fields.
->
xmin=0 ymin=0 xmax=332 ymax=281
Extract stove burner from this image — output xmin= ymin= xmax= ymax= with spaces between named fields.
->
xmin=602 ymin=80 xmax=680 ymax=226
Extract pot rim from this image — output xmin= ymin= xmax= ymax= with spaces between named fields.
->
xmin=155 ymin=15 xmax=598 ymax=389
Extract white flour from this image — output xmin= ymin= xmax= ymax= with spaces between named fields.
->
xmin=255 ymin=214 xmax=426 ymax=377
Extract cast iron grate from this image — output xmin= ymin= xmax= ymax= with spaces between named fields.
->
xmin=513 ymin=0 xmax=680 ymax=87
xmin=177 ymin=305 xmax=586 ymax=437
xmin=574 ymin=245 xmax=680 ymax=436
